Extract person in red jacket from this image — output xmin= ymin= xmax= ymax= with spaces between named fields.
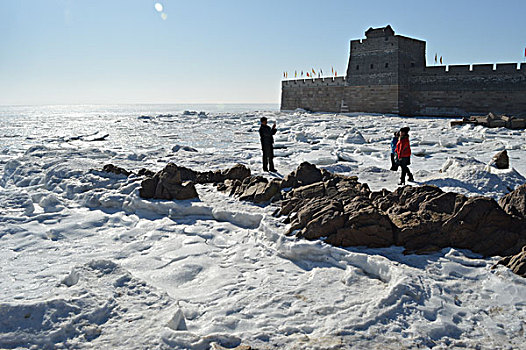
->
xmin=395 ymin=127 xmax=414 ymax=185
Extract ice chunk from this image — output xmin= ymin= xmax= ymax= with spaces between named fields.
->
xmin=166 ymin=309 xmax=187 ymax=331
xmin=337 ymin=128 xmax=366 ymax=145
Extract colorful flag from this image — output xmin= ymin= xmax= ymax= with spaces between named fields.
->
xmin=434 ymin=53 xmax=438 ymax=64
xmin=524 ymin=48 xmax=526 ymax=57
xmin=307 ymin=72 xmax=310 ymax=77
xmin=320 ymin=69 xmax=323 ymax=75
xmin=301 ymin=71 xmax=304 ymax=77
xmin=295 ymin=71 xmax=297 ymax=78
xmin=331 ymin=67 xmax=334 ymax=74
xmin=335 ymin=71 xmax=337 ymax=77
xmin=440 ymin=56 xmax=443 ymax=64
xmin=312 ymin=68 xmax=316 ymax=75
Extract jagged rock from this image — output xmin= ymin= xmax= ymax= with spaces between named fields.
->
xmin=442 ymin=196 xmax=523 ymax=256
xmin=491 ymin=150 xmax=509 ymax=169
xmin=238 ymin=177 xmax=268 ymax=202
xmin=281 ymin=162 xmax=324 ymax=188
xmin=498 ymin=246 xmax=526 ymax=278
xmin=290 ymin=198 xmax=346 ymax=239
xmin=138 ymin=163 xmax=199 ymax=200
xmin=326 ymin=197 xmax=394 ymax=247
xmin=499 ymin=184 xmax=526 ymax=219
xmin=197 ymin=164 xmax=251 ymax=184
xmin=218 ymin=175 xmax=280 ymax=203
xmin=254 ymin=179 xmax=281 ymax=203
xmin=139 ymin=177 xmax=158 ymax=199
xmin=138 ymin=168 xmax=155 ymax=177
xmin=222 ymin=164 xmax=252 ymax=181
xmin=279 ymin=164 xmax=526 ymax=256
xmin=102 ymin=164 xmax=131 ymax=177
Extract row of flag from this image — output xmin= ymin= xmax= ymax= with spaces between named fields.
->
xmin=283 ymin=67 xmax=338 ymax=79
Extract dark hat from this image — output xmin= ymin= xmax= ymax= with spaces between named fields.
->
xmin=260 ymin=117 xmax=268 ymax=123
xmin=400 ymin=127 xmax=410 ymax=133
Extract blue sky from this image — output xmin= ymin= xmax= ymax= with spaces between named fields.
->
xmin=1 ymin=0 xmax=525 ymax=105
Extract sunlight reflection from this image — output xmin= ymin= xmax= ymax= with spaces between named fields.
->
xmin=154 ymin=3 xmax=163 ymax=12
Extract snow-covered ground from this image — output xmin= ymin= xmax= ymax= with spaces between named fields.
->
xmin=1 ymin=104 xmax=526 ymax=349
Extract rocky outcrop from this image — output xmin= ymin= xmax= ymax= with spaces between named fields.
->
xmin=277 ymin=164 xmax=526 ymax=257
xmin=498 ymin=246 xmax=526 ymax=278
xmin=101 ymin=162 xmax=252 ymax=201
xmin=218 ymin=176 xmax=281 ymax=203
xmin=137 ymin=163 xmax=252 ymax=200
xmin=281 ymin=162 xmax=327 ymax=188
xmin=139 ymin=163 xmax=198 ymax=200
xmin=279 ymin=172 xmax=393 ymax=247
xmin=499 ymin=184 xmax=526 ymax=219
xmin=197 ymin=164 xmax=251 ymax=184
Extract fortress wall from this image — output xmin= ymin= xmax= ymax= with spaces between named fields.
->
xmin=281 ymin=79 xmax=399 ymax=114
xmin=281 ymin=81 xmax=344 ymax=112
xmin=405 ymin=90 xmax=526 ymax=116
xmin=403 ymin=66 xmax=526 ymax=116
xmin=344 ymin=85 xmax=399 ymax=114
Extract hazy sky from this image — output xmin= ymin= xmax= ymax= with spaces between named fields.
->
xmin=1 ymin=0 xmax=525 ymax=105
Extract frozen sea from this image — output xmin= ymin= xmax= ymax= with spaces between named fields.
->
xmin=1 ymin=104 xmax=526 ymax=349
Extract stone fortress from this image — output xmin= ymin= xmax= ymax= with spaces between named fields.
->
xmin=280 ymin=25 xmax=526 ymax=117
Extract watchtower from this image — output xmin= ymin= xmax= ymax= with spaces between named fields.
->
xmin=346 ymin=25 xmax=426 ymax=85
xmin=343 ymin=25 xmax=426 ymax=113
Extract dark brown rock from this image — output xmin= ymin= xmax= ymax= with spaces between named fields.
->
xmin=196 ymin=164 xmax=251 ymax=184
xmin=327 ymin=198 xmax=394 ymax=247
xmin=281 ymin=162 xmax=323 ymax=188
xmin=138 ymin=168 xmax=155 ymax=177
xmin=254 ymin=179 xmax=281 ymax=203
xmin=442 ymin=197 xmax=522 ymax=256
xmin=492 ymin=150 xmax=509 ymax=169
xmin=293 ymin=199 xmax=346 ymax=239
xmin=102 ymin=164 xmax=131 ymax=177
xmin=138 ymin=177 xmax=158 ymax=199
xmin=498 ymin=246 xmax=526 ymax=277
xmin=138 ymin=163 xmax=199 ymax=200
xmin=499 ymin=184 xmax=526 ymax=219
xmin=222 ymin=164 xmax=251 ymax=181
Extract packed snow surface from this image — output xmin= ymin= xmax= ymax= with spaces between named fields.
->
xmin=1 ymin=104 xmax=526 ymax=349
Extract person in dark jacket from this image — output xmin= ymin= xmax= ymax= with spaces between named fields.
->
xmin=395 ymin=127 xmax=414 ymax=185
xmin=390 ymin=131 xmax=400 ymax=171
xmin=259 ymin=117 xmax=277 ymax=172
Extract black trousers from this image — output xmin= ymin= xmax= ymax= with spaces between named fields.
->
xmin=262 ymin=144 xmax=275 ymax=171
xmin=399 ymin=157 xmax=412 ymax=182
xmin=390 ymin=153 xmax=398 ymax=171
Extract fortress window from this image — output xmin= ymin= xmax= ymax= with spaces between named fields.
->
xmin=385 ymin=63 xmax=389 ymax=68
xmin=411 ymin=62 xmax=415 ymax=67
xmin=370 ymin=64 xmax=374 ymax=69
xmin=356 ymin=65 xmax=359 ymax=70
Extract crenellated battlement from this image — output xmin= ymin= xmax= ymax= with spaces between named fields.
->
xmin=416 ymin=63 xmax=525 ymax=75
xmin=282 ymin=77 xmax=346 ymax=87
xmin=281 ymin=25 xmax=526 ymax=116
